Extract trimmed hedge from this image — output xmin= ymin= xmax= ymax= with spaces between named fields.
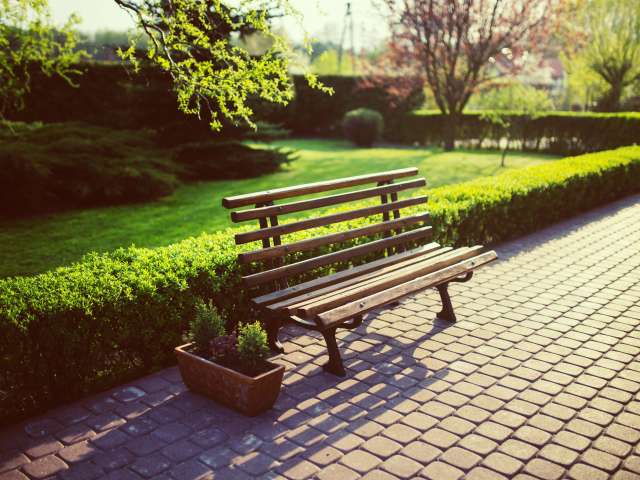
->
xmin=389 ymin=111 xmax=640 ymax=155
xmin=2 ymin=145 xmax=640 ymax=424
xmin=9 ymin=63 xmax=423 ymax=139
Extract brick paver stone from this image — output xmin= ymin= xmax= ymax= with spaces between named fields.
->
xmin=21 ymin=455 xmax=67 ymax=479
xmin=441 ymin=446 xmax=482 ymax=470
xmin=422 ymin=461 xmax=464 ymax=480
xmin=380 ymin=454 xmax=423 ymax=477
xmin=340 ymin=450 xmax=381 ymax=474
xmin=568 ymin=463 xmax=610 ymax=480
xmin=483 ymin=451 xmax=524 ymax=476
xmin=2 ymin=195 xmax=640 ymax=480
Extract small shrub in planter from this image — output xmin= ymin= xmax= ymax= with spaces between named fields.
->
xmin=237 ymin=322 xmax=270 ymax=374
xmin=176 ymin=301 xmax=284 ymax=416
xmin=342 ymin=108 xmax=384 ymax=147
xmin=186 ymin=300 xmax=226 ymax=354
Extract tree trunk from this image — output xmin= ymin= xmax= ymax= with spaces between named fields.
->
xmin=501 ymin=144 xmax=508 ymax=167
xmin=443 ymin=112 xmax=459 ymax=151
xmin=597 ymin=82 xmax=624 ymax=112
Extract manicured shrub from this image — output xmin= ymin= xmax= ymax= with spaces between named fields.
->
xmin=0 ymin=122 xmax=178 ymax=217
xmin=237 ymin=322 xmax=270 ymax=373
xmin=0 ymin=123 xmax=295 ymax=218
xmin=185 ymin=300 xmax=226 ymax=354
xmin=1 ymin=145 xmax=640 ymax=424
xmin=342 ymin=108 xmax=384 ymax=147
xmin=173 ymin=141 xmax=294 ymax=180
xmin=388 ymin=110 xmax=640 ymax=155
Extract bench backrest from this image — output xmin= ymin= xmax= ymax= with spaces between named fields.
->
xmin=222 ymin=168 xmax=430 ymax=293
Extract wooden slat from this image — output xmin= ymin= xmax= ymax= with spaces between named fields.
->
xmin=242 ymin=226 xmax=433 ymax=287
xmin=222 ymin=168 xmax=419 ymax=209
xmin=238 ymin=213 xmax=429 ymax=264
xmin=267 ymin=246 xmax=454 ymax=312
xmin=287 ymin=246 xmax=470 ymax=314
xmin=316 ymin=251 xmax=498 ymax=329
xmin=252 ymin=243 xmax=442 ymax=307
xmin=234 ymin=196 xmax=428 ymax=245
xmin=231 ymin=179 xmax=426 ymax=223
xmin=298 ymin=247 xmax=484 ymax=317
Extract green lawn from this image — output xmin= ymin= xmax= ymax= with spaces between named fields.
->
xmin=0 ymin=139 xmax=559 ymax=277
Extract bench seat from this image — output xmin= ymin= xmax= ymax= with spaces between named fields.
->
xmin=223 ymin=168 xmax=497 ymax=376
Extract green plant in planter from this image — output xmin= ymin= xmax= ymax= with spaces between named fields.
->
xmin=237 ymin=322 xmax=270 ymax=372
xmin=342 ymin=108 xmax=384 ymax=147
xmin=185 ymin=300 xmax=225 ymax=354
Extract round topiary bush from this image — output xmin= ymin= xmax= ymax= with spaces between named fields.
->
xmin=342 ymin=108 xmax=384 ymax=147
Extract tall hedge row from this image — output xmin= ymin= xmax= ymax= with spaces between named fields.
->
xmin=1 ymin=146 xmax=640 ymax=424
xmin=10 ymin=63 xmax=423 ymax=138
xmin=389 ymin=111 xmax=640 ymax=155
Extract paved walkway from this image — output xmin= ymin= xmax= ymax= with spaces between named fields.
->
xmin=2 ymin=195 xmax=640 ymax=480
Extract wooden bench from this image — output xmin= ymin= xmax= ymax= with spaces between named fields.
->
xmin=222 ymin=168 xmax=497 ymax=376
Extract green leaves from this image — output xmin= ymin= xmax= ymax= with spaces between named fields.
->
xmin=237 ymin=321 xmax=269 ymax=371
xmin=186 ymin=300 xmax=225 ymax=354
xmin=0 ymin=0 xmax=87 ymax=118
xmin=114 ymin=0 xmax=317 ymax=131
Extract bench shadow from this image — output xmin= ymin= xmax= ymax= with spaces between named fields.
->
xmin=7 ymin=297 xmax=463 ymax=480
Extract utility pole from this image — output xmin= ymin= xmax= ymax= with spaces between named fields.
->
xmin=337 ymin=2 xmax=355 ymax=74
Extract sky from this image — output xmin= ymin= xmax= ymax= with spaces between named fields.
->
xmin=48 ymin=0 xmax=388 ymax=50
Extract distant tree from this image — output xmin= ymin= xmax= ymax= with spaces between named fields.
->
xmin=469 ymin=82 xmax=555 ymax=111
xmin=379 ymin=0 xmax=560 ymax=150
xmin=308 ymin=40 xmax=340 ymax=62
xmin=114 ymin=0 xmax=329 ymax=131
xmin=560 ymin=50 xmax=607 ymax=110
xmin=311 ymin=48 xmax=357 ymax=75
xmin=0 ymin=0 xmax=86 ymax=119
xmin=475 ymin=82 xmax=554 ymax=167
xmin=577 ymin=0 xmax=640 ymax=111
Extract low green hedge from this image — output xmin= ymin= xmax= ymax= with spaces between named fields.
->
xmin=388 ymin=111 xmax=640 ymax=155
xmin=2 ymin=145 xmax=640 ymax=424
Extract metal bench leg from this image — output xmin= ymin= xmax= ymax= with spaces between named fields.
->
xmin=436 ymin=283 xmax=457 ymax=322
xmin=266 ymin=315 xmax=285 ymax=354
xmin=321 ymin=327 xmax=346 ymax=377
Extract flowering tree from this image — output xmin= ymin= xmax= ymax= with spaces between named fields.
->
xmin=577 ymin=0 xmax=640 ymax=111
xmin=380 ymin=0 xmax=559 ymax=150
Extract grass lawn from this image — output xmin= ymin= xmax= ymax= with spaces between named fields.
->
xmin=0 ymin=138 xmax=559 ymax=277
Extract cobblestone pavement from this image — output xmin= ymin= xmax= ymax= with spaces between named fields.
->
xmin=2 ymin=194 xmax=640 ymax=480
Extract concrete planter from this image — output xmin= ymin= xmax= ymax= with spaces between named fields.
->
xmin=175 ymin=343 xmax=285 ymax=416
